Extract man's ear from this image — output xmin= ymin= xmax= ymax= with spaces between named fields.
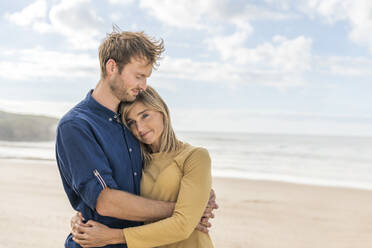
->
xmin=105 ymin=59 xmax=117 ymax=76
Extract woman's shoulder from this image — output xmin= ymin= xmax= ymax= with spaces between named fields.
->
xmin=173 ymin=142 xmax=210 ymax=168
xmin=176 ymin=142 xmax=209 ymax=156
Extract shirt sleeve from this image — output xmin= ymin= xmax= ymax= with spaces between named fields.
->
xmin=56 ymin=120 xmax=119 ymax=211
xmin=123 ymin=147 xmax=212 ymax=248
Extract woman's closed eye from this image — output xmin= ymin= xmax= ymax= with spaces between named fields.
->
xmin=127 ymin=119 xmax=135 ymax=127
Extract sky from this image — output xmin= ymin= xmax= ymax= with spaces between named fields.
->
xmin=0 ymin=0 xmax=372 ymax=136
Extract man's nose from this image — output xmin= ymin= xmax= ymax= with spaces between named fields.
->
xmin=139 ymin=79 xmax=147 ymax=91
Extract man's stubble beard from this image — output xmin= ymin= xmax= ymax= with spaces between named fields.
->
xmin=109 ymin=77 xmax=136 ymax=103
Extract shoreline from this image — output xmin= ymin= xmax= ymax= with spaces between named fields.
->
xmin=1 ymin=159 xmax=372 ymax=247
xmin=212 ymin=173 xmax=372 ymax=192
xmin=2 ymin=157 xmax=372 ymax=192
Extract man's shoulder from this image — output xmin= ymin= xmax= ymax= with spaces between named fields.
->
xmin=58 ymin=100 xmax=91 ymax=129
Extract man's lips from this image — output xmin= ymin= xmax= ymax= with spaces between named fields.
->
xmin=132 ymin=88 xmax=143 ymax=96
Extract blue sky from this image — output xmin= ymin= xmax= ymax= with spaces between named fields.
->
xmin=0 ymin=0 xmax=372 ymax=136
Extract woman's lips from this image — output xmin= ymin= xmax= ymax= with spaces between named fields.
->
xmin=141 ymin=130 xmax=151 ymax=139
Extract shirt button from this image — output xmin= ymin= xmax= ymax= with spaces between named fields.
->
xmin=134 ymin=172 xmax=137 ymax=176
xmin=129 ymin=148 xmax=132 ymax=152
xmin=109 ymin=118 xmax=112 ymax=122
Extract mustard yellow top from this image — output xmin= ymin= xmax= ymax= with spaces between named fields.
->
xmin=123 ymin=143 xmax=213 ymax=248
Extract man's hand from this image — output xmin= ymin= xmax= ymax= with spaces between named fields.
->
xmin=196 ymin=189 xmax=219 ymax=233
xmin=72 ymin=220 xmax=125 ymax=247
xmin=71 ymin=212 xmax=125 ymax=247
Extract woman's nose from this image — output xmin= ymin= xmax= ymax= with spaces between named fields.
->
xmin=136 ymin=121 xmax=145 ymax=134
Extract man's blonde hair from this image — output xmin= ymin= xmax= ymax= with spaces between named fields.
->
xmin=120 ymin=86 xmax=180 ymax=167
xmin=99 ymin=29 xmax=164 ymax=79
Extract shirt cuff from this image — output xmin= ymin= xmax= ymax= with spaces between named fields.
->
xmin=77 ymin=172 xmax=119 ymax=211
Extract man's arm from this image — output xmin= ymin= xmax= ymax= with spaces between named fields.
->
xmin=58 ymin=122 xmax=216 ymax=224
xmin=71 ymin=188 xmax=217 ymax=233
xmin=96 ymin=188 xmax=175 ymax=222
xmin=95 ymin=183 xmax=218 ymax=224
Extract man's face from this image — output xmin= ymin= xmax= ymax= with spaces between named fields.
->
xmin=109 ymin=57 xmax=153 ymax=102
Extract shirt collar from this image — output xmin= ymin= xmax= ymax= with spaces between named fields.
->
xmin=84 ymin=89 xmax=122 ymax=122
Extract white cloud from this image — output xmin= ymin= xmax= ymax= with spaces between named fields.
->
xmin=139 ymin=0 xmax=216 ymax=29
xmin=208 ymin=34 xmax=312 ymax=71
xmin=4 ymin=0 xmax=104 ymax=50
xmin=315 ymin=55 xmax=372 ymax=76
xmin=151 ymin=55 xmax=304 ymax=88
xmin=110 ymin=12 xmax=121 ymax=22
xmin=138 ymin=0 xmax=294 ymax=32
xmin=155 ymin=56 xmax=239 ymax=83
xmin=346 ymin=1 xmax=372 ymax=53
xmin=205 ymin=30 xmax=251 ymax=61
xmin=242 ymin=3 xmax=297 ymax=21
xmin=4 ymin=0 xmax=47 ymax=27
xmin=275 ymin=0 xmax=372 ymax=54
xmin=202 ymin=35 xmax=313 ymax=87
xmin=136 ymin=1 xmax=311 ymax=88
xmin=0 ymin=47 xmax=99 ymax=80
xmin=264 ymin=0 xmax=292 ymax=10
xmin=108 ymin=0 xmax=134 ymax=5
xmin=261 ymin=0 xmax=372 ymax=53
xmin=49 ymin=0 xmax=104 ymax=49
xmin=2 ymin=45 xmax=368 ymax=88
xmin=4 ymin=0 xmax=372 ymax=88
xmin=157 ymin=34 xmax=372 ymax=87
xmin=298 ymin=0 xmax=350 ymax=22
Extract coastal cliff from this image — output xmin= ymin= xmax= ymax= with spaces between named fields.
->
xmin=0 ymin=111 xmax=58 ymax=141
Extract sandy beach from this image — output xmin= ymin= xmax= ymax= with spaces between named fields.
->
xmin=1 ymin=158 xmax=372 ymax=248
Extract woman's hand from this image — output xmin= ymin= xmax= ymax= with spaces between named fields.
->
xmin=72 ymin=220 xmax=125 ymax=247
xmin=70 ymin=212 xmax=84 ymax=230
xmin=196 ymin=189 xmax=219 ymax=233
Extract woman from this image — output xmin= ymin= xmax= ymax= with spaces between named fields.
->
xmin=71 ymin=86 xmax=214 ymax=248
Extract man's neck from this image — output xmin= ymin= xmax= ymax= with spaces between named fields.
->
xmin=92 ymin=80 xmax=120 ymax=113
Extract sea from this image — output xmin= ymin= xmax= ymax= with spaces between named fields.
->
xmin=1 ymin=131 xmax=372 ymax=190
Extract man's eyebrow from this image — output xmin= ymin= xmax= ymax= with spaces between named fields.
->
xmin=138 ymin=71 xmax=151 ymax=77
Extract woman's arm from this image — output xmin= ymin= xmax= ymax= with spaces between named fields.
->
xmin=72 ymin=147 xmax=212 ymax=248
xmin=123 ymin=147 xmax=212 ymax=247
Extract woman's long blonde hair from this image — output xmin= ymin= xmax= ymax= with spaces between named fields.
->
xmin=119 ymin=86 xmax=181 ymax=167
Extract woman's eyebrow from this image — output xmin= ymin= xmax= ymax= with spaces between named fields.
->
xmin=136 ymin=109 xmax=149 ymax=116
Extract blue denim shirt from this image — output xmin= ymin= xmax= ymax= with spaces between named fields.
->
xmin=56 ymin=91 xmax=143 ymax=248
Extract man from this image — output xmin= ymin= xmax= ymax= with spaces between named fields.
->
xmin=56 ymin=30 xmax=216 ymax=248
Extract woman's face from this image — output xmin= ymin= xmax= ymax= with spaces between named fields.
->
xmin=126 ymin=101 xmax=164 ymax=152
